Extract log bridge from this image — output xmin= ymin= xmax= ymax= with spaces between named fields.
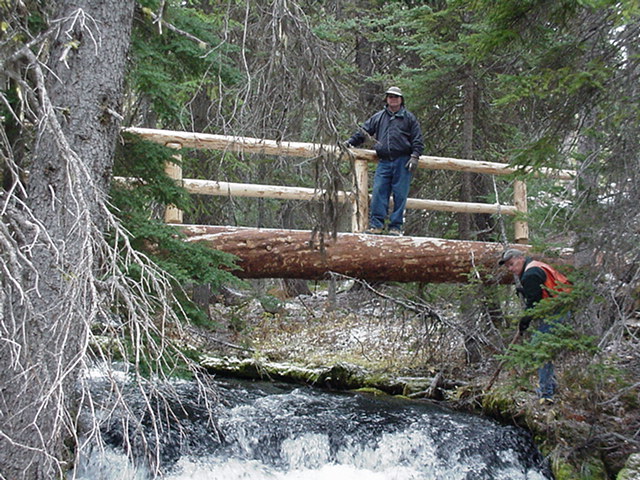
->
xmin=122 ymin=127 xmax=575 ymax=283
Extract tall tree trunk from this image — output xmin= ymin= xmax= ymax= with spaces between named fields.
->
xmin=458 ymin=68 xmax=482 ymax=363
xmin=457 ymin=68 xmax=504 ymax=363
xmin=0 ymin=1 xmax=134 ymax=478
xmin=354 ymin=0 xmax=381 ymax=112
xmin=458 ymin=69 xmax=495 ymax=242
xmin=279 ymin=202 xmax=312 ymax=297
xmin=458 ymin=70 xmax=475 ymax=241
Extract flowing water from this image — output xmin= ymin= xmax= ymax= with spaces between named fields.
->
xmin=73 ymin=378 xmax=552 ymax=480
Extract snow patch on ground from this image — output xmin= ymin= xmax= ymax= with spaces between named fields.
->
xmin=208 ymin=288 xmax=460 ymax=375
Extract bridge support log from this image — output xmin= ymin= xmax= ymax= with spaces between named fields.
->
xmin=176 ymin=225 xmax=556 ymax=283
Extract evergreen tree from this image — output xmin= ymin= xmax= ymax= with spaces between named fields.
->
xmin=1 ymin=1 xmax=136 ymax=477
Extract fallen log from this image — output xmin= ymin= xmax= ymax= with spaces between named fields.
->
xmin=199 ymin=356 xmax=441 ymax=395
xmin=177 ymin=225 xmax=572 ymax=283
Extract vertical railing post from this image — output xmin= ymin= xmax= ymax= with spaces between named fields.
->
xmin=513 ymin=179 xmax=529 ymax=244
xmin=352 ymin=158 xmax=369 ymax=232
xmin=164 ymin=142 xmax=184 ymax=224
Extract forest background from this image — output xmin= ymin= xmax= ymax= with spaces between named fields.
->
xmin=1 ymin=0 xmax=639 ymax=479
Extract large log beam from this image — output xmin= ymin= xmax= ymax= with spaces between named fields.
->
xmin=176 ymin=225 xmax=571 ymax=283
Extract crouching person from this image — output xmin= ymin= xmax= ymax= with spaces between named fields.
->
xmin=499 ymin=249 xmax=572 ymax=404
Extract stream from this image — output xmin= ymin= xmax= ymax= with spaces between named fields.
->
xmin=72 ymin=377 xmax=552 ymax=480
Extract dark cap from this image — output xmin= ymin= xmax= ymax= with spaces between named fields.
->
xmin=498 ymin=248 xmax=525 ymax=265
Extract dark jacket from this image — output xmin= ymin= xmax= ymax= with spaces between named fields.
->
xmin=347 ymin=106 xmax=424 ymax=160
xmin=517 ymin=258 xmax=571 ymax=309
xmin=517 ymin=258 xmax=547 ymax=309
xmin=516 ymin=257 xmax=571 ymax=333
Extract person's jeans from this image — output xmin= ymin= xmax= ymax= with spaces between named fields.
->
xmin=534 ymin=311 xmax=570 ymax=399
xmin=369 ymin=155 xmax=412 ymax=230
xmin=537 ymin=357 xmax=556 ymax=399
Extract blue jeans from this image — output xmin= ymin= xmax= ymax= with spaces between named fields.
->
xmin=534 ymin=312 xmax=570 ymax=399
xmin=369 ymin=155 xmax=412 ymax=230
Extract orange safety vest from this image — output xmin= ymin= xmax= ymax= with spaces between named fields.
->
xmin=525 ymin=260 xmax=572 ymax=299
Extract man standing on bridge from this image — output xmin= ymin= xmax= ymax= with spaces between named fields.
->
xmin=344 ymin=86 xmax=424 ymax=236
xmin=499 ymin=249 xmax=572 ymax=405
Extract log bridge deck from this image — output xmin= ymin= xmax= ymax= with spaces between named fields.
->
xmin=177 ymin=225 xmax=569 ymax=284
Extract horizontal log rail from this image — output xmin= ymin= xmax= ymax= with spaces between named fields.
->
xmin=113 ymin=177 xmax=519 ymax=216
xmin=183 ymin=179 xmax=353 ymax=203
xmin=182 ymin=179 xmax=519 ymax=215
xmin=124 ymin=127 xmax=576 ymax=180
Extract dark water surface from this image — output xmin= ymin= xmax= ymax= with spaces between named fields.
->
xmin=74 ymin=378 xmax=552 ymax=480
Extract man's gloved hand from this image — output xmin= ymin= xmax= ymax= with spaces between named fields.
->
xmin=518 ymin=315 xmax=533 ymax=334
xmin=406 ymin=155 xmax=419 ymax=173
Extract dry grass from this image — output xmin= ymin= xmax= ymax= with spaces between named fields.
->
xmin=208 ymin=286 xmax=467 ymax=377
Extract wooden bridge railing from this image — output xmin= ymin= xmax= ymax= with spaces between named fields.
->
xmin=122 ymin=127 xmax=575 ymax=244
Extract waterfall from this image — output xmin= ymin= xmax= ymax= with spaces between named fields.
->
xmin=72 ymin=378 xmax=552 ymax=480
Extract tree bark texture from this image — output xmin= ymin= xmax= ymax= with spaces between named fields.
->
xmin=176 ymin=225 xmax=571 ymax=284
xmin=0 ymin=1 xmax=134 ymax=478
